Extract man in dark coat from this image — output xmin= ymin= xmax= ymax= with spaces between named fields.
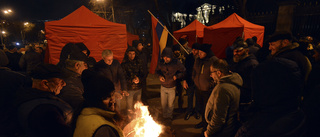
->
xmin=5 ymin=44 xmax=22 ymax=71
xmin=183 ymin=43 xmax=201 ymax=120
xmin=58 ymin=51 xmax=88 ymax=110
xmin=235 ymin=58 xmax=305 ymax=137
xmin=230 ymin=41 xmax=259 ymax=104
xmin=19 ymin=45 xmax=43 ymax=74
xmin=268 ymin=31 xmax=312 ymax=81
xmin=94 ymin=49 xmax=128 ymax=110
xmin=121 ymin=46 xmax=144 ymax=111
xmin=132 ymin=40 xmax=149 ymax=104
xmin=14 ymin=64 xmax=73 ymax=137
xmin=156 ymin=47 xmax=186 ymax=123
xmin=192 ymin=44 xmax=218 ymax=128
xmin=303 ymin=44 xmax=320 ymax=136
xmin=0 ymin=49 xmax=28 ymax=136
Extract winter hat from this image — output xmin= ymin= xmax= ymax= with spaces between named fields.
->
xmin=132 ymin=40 xmax=141 ymax=49
xmin=172 ymin=44 xmax=180 ymax=52
xmin=234 ymin=41 xmax=249 ymax=50
xmin=30 ymin=63 xmax=68 ymax=79
xmin=192 ymin=43 xmax=200 ymax=50
xmin=76 ymin=43 xmax=90 ymax=56
xmin=0 ymin=49 xmax=8 ymax=67
xmin=198 ymin=44 xmax=212 ymax=54
xmin=245 ymin=38 xmax=255 ymax=46
xmin=179 ymin=38 xmax=188 ymax=45
xmin=81 ymin=69 xmax=115 ymax=101
xmin=268 ymin=31 xmax=293 ymax=42
xmin=68 ymin=51 xmax=88 ymax=62
xmin=161 ymin=47 xmax=174 ymax=58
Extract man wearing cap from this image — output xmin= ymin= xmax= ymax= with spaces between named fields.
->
xmin=230 ymin=41 xmax=258 ymax=103
xmin=229 ymin=41 xmax=258 ymax=122
xmin=14 ymin=63 xmax=72 ymax=137
xmin=156 ymin=47 xmax=186 ymax=124
xmin=268 ymin=31 xmax=311 ymax=81
xmin=192 ymin=44 xmax=218 ymax=129
xmin=58 ymin=51 xmax=88 ymax=110
xmin=183 ymin=43 xmax=201 ymax=120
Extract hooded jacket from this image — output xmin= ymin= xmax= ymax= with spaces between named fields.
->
xmin=156 ymin=48 xmax=186 ymax=88
xmin=121 ymin=46 xmax=144 ymax=90
xmin=192 ymin=51 xmax=218 ymax=91
xmin=205 ymin=73 xmax=243 ymax=137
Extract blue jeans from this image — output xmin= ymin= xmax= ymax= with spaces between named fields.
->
xmin=126 ymin=89 xmax=142 ymax=110
xmin=161 ymin=86 xmax=176 ymax=119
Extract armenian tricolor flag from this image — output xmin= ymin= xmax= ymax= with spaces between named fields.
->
xmin=149 ymin=15 xmax=168 ymax=74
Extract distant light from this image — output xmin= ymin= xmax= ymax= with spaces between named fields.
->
xmin=24 ymin=22 xmax=29 ymax=26
xmin=16 ymin=43 xmax=20 ymax=46
xmin=1 ymin=31 xmax=5 ymax=34
xmin=3 ymin=9 xmax=12 ymax=14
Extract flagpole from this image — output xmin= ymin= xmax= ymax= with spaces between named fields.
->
xmin=147 ymin=10 xmax=190 ymax=55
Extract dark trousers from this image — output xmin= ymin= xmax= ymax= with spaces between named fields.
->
xmin=196 ymin=88 xmax=212 ymax=123
xmin=140 ymin=78 xmax=148 ymax=104
xmin=186 ymin=84 xmax=199 ymax=113
xmin=176 ymin=80 xmax=183 ymax=109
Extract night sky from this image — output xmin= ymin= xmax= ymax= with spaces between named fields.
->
xmin=0 ymin=0 xmax=276 ymax=21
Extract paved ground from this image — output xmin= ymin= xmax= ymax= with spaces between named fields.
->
xmin=120 ymin=73 xmax=203 ymax=137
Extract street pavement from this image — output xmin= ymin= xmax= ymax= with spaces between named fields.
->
xmin=120 ymin=73 xmax=203 ymax=137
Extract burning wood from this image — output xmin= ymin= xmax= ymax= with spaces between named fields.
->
xmin=123 ymin=102 xmax=163 ymax=137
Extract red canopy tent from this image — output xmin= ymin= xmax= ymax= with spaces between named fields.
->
xmin=127 ymin=31 xmax=139 ymax=46
xmin=173 ymin=19 xmax=206 ymax=47
xmin=45 ymin=6 xmax=127 ymax=64
xmin=203 ymin=13 xmax=264 ymax=59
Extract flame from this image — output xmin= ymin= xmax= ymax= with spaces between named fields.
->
xmin=130 ymin=102 xmax=163 ymax=137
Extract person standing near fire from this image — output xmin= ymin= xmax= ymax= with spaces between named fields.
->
xmin=204 ymin=59 xmax=242 ymax=137
xmin=94 ymin=49 xmax=129 ymax=111
xmin=121 ymin=46 xmax=144 ymax=111
xmin=156 ymin=47 xmax=186 ymax=124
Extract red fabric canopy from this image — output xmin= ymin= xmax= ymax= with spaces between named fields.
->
xmin=173 ymin=19 xmax=206 ymax=47
xmin=203 ymin=13 xmax=264 ymax=59
xmin=45 ymin=6 xmax=127 ymax=64
xmin=127 ymin=31 xmax=139 ymax=46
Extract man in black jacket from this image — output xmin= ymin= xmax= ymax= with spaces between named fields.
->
xmin=268 ymin=31 xmax=311 ymax=81
xmin=15 ymin=64 xmax=72 ymax=137
xmin=94 ymin=49 xmax=128 ymax=111
xmin=156 ymin=47 xmax=186 ymax=124
xmin=121 ymin=46 xmax=144 ymax=111
xmin=58 ymin=51 xmax=88 ymax=110
xmin=192 ymin=44 xmax=218 ymax=128
xmin=183 ymin=43 xmax=201 ymax=120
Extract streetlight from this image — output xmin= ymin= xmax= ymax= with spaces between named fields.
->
xmin=3 ymin=9 xmax=12 ymax=14
xmin=1 ymin=9 xmax=13 ymax=47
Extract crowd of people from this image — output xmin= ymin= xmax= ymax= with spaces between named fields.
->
xmin=0 ymin=30 xmax=319 ymax=137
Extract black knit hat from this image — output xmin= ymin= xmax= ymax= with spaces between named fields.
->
xmin=192 ymin=43 xmax=200 ymax=50
xmin=132 ymin=40 xmax=141 ymax=49
xmin=268 ymin=31 xmax=293 ymax=42
xmin=82 ymin=70 xmax=115 ymax=100
xmin=172 ymin=44 xmax=180 ymax=52
xmin=30 ymin=63 xmax=68 ymax=79
xmin=68 ymin=51 xmax=88 ymax=62
xmin=234 ymin=41 xmax=249 ymax=50
xmin=198 ymin=44 xmax=212 ymax=54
